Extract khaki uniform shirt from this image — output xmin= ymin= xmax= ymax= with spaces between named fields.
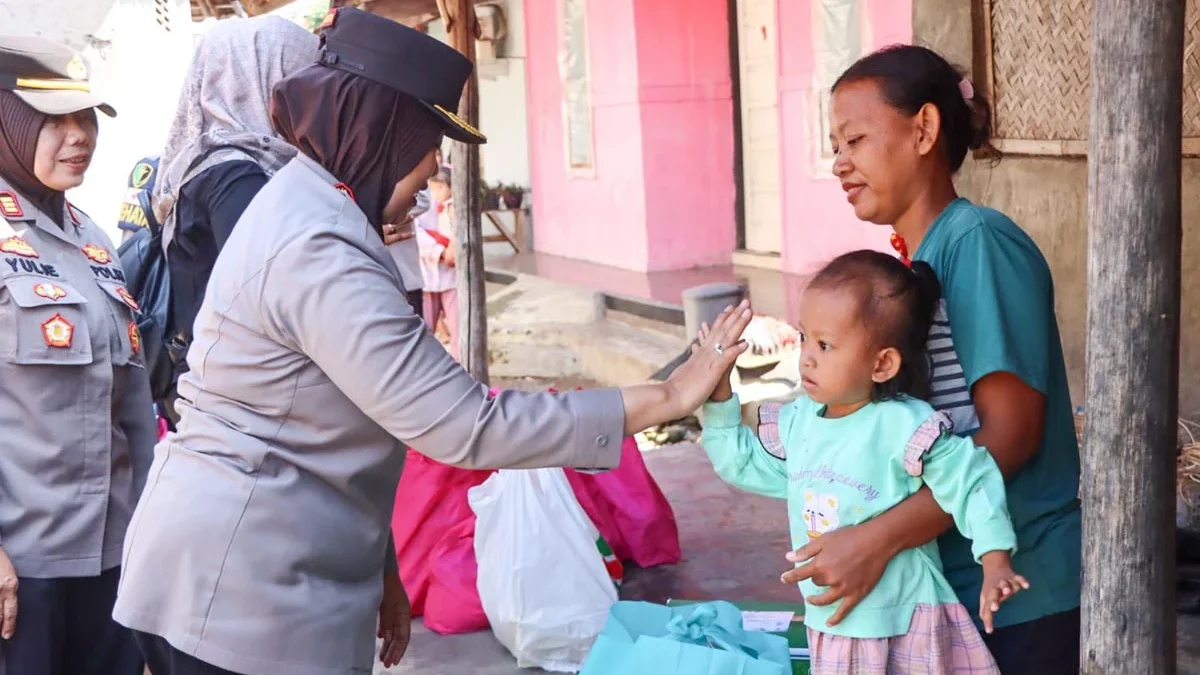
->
xmin=0 ymin=180 xmax=156 ymax=579
xmin=113 ymin=155 xmax=625 ymax=675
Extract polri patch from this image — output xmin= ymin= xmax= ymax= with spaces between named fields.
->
xmin=33 ymin=283 xmax=67 ymax=301
xmin=41 ymin=314 xmax=73 ymax=348
xmin=128 ymin=321 xmax=141 ymax=355
xmin=116 ymin=286 xmax=139 ymax=310
xmin=0 ymin=237 xmax=37 ymax=258
xmin=81 ymin=244 xmax=111 ymax=265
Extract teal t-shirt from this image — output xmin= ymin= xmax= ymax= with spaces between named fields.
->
xmin=701 ymin=394 xmax=1017 ymax=639
xmin=914 ymin=197 xmax=1082 ymax=629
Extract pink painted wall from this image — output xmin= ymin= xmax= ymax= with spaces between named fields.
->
xmin=633 ymin=0 xmax=737 ymax=270
xmin=777 ymin=0 xmax=913 ymax=276
xmin=525 ymin=0 xmax=910 ymax=276
xmin=524 ymin=0 xmax=737 ymax=273
xmin=525 ymin=0 xmax=650 ymax=270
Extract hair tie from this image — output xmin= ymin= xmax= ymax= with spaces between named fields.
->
xmin=958 ymin=78 xmax=975 ymax=102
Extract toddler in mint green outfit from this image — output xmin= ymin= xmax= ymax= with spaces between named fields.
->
xmin=700 ymin=250 xmax=1028 ymax=675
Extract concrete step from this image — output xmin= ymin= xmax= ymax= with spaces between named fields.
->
xmin=485 ymin=275 xmax=684 ymax=386
xmin=483 ymin=272 xmax=805 ymax=426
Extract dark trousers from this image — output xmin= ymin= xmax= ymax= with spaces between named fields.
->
xmin=1 ymin=566 xmax=143 ymax=675
xmin=134 ymin=632 xmax=239 ymax=675
xmin=983 ymin=607 xmax=1081 ymax=675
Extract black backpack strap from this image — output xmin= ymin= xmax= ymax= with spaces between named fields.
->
xmin=137 ymin=189 xmax=162 ymax=238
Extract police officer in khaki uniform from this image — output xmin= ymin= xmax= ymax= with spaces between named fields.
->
xmin=0 ymin=37 xmax=155 ymax=675
xmin=113 ymin=9 xmax=752 ymax=675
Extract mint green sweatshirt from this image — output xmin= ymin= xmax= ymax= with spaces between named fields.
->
xmin=701 ymin=394 xmax=1017 ymax=639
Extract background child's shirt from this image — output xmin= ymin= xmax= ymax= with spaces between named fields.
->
xmin=414 ymin=199 xmax=440 ymax=233
xmin=914 ymin=197 xmax=1082 ymax=629
xmin=701 ymin=394 xmax=1016 ymax=639
xmin=416 ymin=226 xmax=456 ymax=293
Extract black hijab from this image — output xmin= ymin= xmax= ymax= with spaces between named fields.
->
xmin=0 ymin=91 xmax=67 ymax=225
xmin=269 ymin=64 xmax=444 ymax=231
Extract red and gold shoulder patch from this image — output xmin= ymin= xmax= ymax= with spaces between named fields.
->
xmin=128 ymin=321 xmax=141 ymax=356
xmin=0 ymin=191 xmax=23 ymax=218
xmin=334 ymin=182 xmax=356 ymax=201
xmin=33 ymin=283 xmax=67 ymax=301
xmin=0 ymin=236 xmax=37 ymax=258
xmin=116 ymin=286 xmax=139 ymax=310
xmin=81 ymin=244 xmax=112 ymax=265
xmin=318 ymin=8 xmax=338 ymax=30
xmin=41 ymin=313 xmax=73 ymax=348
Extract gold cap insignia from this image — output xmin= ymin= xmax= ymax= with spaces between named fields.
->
xmin=66 ymin=55 xmax=87 ymax=80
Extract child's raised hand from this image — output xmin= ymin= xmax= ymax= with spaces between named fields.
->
xmin=978 ymin=551 xmax=1030 ymax=634
xmin=662 ymin=301 xmax=752 ymax=416
xmin=697 ymin=322 xmax=737 ymax=402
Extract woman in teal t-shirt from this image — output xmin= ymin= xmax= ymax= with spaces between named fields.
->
xmin=782 ymin=45 xmax=1082 ymax=674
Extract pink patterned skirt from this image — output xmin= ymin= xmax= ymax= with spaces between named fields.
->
xmin=807 ymin=603 xmax=999 ymax=675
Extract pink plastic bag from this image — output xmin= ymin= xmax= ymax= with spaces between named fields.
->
xmin=423 ymin=517 xmax=490 ymax=634
xmin=391 ymin=387 xmax=680 ymax=634
xmin=390 ymin=450 xmax=493 ymax=617
xmin=565 ymin=437 xmax=682 ymax=568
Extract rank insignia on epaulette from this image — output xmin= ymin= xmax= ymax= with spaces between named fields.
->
xmin=0 ymin=192 xmax=23 ymax=218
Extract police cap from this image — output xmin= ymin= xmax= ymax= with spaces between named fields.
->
xmin=315 ymin=7 xmax=485 ymax=144
xmin=0 ymin=36 xmax=116 ymax=118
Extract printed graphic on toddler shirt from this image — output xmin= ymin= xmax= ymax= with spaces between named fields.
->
xmin=802 ymin=490 xmax=840 ymax=539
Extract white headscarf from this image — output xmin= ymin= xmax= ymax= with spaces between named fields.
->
xmin=157 ymin=16 xmax=317 ymax=213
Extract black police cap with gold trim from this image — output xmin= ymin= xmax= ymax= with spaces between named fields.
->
xmin=316 ymin=7 xmax=485 ymax=144
xmin=0 ymin=36 xmax=116 ymax=118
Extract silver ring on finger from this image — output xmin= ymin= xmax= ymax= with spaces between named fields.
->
xmin=714 ymin=343 xmax=724 ymax=355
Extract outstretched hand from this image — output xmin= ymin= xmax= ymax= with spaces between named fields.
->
xmin=664 ymin=300 xmax=753 ymax=415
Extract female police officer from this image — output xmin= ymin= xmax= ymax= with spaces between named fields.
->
xmin=0 ymin=37 xmax=155 ymax=675
xmin=113 ymin=9 xmax=753 ymax=675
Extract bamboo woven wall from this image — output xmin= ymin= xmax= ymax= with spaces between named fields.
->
xmin=977 ymin=0 xmax=1200 ymax=155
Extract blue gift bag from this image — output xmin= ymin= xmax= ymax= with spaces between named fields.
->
xmin=580 ymin=601 xmax=791 ymax=675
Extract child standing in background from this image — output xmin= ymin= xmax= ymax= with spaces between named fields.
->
xmin=418 ymin=166 xmax=458 ymax=359
xmin=700 ymin=250 xmax=1028 ymax=674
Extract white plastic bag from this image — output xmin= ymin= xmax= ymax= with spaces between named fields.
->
xmin=469 ymin=468 xmax=619 ymax=672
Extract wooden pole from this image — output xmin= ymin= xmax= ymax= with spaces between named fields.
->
xmin=1083 ymin=0 xmax=1184 ymax=671
xmin=439 ymin=0 xmax=489 ymax=382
